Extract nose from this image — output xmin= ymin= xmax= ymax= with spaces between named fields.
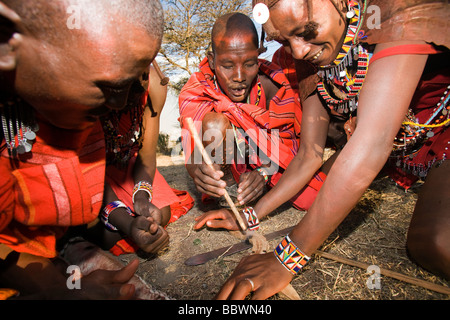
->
xmin=290 ymin=38 xmax=312 ymax=60
xmin=232 ymin=66 xmax=245 ymax=83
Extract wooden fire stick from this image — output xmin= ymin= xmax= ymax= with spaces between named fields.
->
xmin=186 ymin=117 xmax=248 ymax=232
xmin=315 ymin=250 xmax=450 ymax=295
xmin=152 ymin=60 xmax=170 ymax=86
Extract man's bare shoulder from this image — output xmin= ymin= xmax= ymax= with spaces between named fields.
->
xmin=259 ymin=73 xmax=281 ymax=107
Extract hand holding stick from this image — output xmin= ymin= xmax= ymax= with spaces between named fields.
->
xmin=185 ymin=117 xmax=248 ymax=232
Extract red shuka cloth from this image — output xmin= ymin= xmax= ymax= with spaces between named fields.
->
xmin=0 ymin=119 xmax=106 ymax=258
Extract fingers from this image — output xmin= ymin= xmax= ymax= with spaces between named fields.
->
xmin=216 ymin=253 xmax=293 ymax=300
xmin=134 ymin=201 xmax=163 ymax=225
xmin=134 ymin=215 xmax=158 ymax=234
xmin=194 ymin=209 xmax=238 ymax=231
xmin=139 ymin=226 xmax=170 ymax=253
xmin=194 ymin=210 xmax=225 ymax=229
xmin=148 ymin=204 xmax=163 ymax=226
xmin=237 ymin=171 xmax=265 ymax=205
xmin=118 ymin=284 xmax=136 ymax=300
xmin=194 ymin=164 xmax=226 ymax=197
xmin=216 ymin=277 xmax=254 ymax=300
xmin=112 ymin=259 xmax=139 ymax=284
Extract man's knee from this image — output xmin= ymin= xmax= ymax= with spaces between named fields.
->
xmin=202 ymin=112 xmax=231 ymax=134
xmin=201 ymin=112 xmax=233 ymax=155
xmin=407 ymin=227 xmax=450 ymax=279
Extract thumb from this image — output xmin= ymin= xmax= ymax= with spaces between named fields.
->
xmin=206 ymin=218 xmax=235 ymax=230
xmin=113 ymin=259 xmax=139 ymax=284
xmin=193 ymin=210 xmax=227 ymax=230
xmin=118 ymin=283 xmax=136 ymax=300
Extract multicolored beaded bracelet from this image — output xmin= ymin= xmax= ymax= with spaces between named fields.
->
xmin=243 ymin=206 xmax=260 ymax=231
xmin=101 ymin=200 xmax=134 ymax=231
xmin=255 ymin=167 xmax=269 ymax=184
xmin=132 ymin=181 xmax=153 ymax=203
xmin=274 ymin=235 xmax=310 ymax=275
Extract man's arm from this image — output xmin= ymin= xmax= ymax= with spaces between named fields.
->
xmin=258 ymin=73 xmax=280 ymax=107
xmin=253 ymin=92 xmax=330 ymax=219
xmin=216 ymin=41 xmax=429 ymax=300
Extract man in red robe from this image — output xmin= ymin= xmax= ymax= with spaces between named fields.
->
xmin=0 ymin=0 xmax=164 ymax=299
xmin=179 ymin=12 xmax=327 ymax=230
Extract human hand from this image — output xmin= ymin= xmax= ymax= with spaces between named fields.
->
xmin=133 ymin=195 xmax=163 ymax=226
xmin=194 ymin=208 xmax=243 ymax=231
xmin=236 ymin=170 xmax=265 ymax=205
xmin=67 ymin=259 xmax=140 ymax=300
xmin=192 ymin=163 xmax=226 ymax=198
xmin=216 ymin=252 xmax=293 ymax=300
xmin=129 ymin=216 xmax=169 ymax=253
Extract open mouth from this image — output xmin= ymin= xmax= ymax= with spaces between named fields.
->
xmin=310 ymin=48 xmax=324 ymax=62
xmin=230 ymin=87 xmax=247 ymax=98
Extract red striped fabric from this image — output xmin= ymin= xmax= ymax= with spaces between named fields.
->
xmin=179 ymin=57 xmax=302 ymax=170
xmin=0 ymin=119 xmax=106 ymax=258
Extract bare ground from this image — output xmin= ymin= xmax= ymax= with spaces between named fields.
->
xmin=119 ymin=153 xmax=450 ymax=300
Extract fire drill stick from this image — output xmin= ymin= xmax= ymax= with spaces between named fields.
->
xmin=186 ymin=117 xmax=248 ymax=232
xmin=152 ymin=61 xmax=170 ymax=86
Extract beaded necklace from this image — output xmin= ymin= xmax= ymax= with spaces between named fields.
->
xmin=0 ymin=96 xmax=39 ymax=157
xmin=391 ymin=85 xmax=450 ymax=157
xmin=316 ymin=0 xmax=369 ymax=115
xmin=101 ymin=98 xmax=145 ymax=168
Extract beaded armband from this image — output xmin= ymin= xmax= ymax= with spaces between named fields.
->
xmin=101 ymin=201 xmax=134 ymax=231
xmin=274 ymin=235 xmax=310 ymax=275
xmin=243 ymin=206 xmax=260 ymax=231
xmin=255 ymin=167 xmax=269 ymax=184
xmin=132 ymin=181 xmax=153 ymax=203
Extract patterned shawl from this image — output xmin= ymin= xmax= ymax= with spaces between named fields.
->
xmin=0 ymin=118 xmax=106 ymax=258
xmin=179 ymin=57 xmax=302 ymax=171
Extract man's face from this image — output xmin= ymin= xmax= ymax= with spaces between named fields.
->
xmin=267 ymin=0 xmax=347 ymax=66
xmin=208 ymin=33 xmax=260 ymax=103
xmin=13 ymin=21 xmax=159 ymax=130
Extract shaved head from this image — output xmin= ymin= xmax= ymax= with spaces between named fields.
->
xmin=211 ymin=12 xmax=259 ymax=53
xmin=4 ymin=0 xmax=164 ymax=46
xmin=1 ymin=0 xmax=164 ymax=130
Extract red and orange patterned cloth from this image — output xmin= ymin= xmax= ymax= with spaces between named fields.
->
xmin=0 ymin=118 xmax=106 ymax=258
xmin=179 ymin=57 xmax=326 ymax=210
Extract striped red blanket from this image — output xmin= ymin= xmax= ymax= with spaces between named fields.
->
xmin=179 ymin=57 xmax=327 ymax=210
xmin=179 ymin=57 xmax=302 ymax=171
xmin=0 ymin=118 xmax=106 ymax=258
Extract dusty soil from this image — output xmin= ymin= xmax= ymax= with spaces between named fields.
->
xmin=118 ymin=153 xmax=449 ymax=300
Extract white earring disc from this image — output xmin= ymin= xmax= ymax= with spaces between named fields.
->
xmin=253 ymin=3 xmax=270 ymax=24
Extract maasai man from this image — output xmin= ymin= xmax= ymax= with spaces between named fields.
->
xmin=85 ymin=63 xmax=194 ymax=256
xmin=216 ymin=0 xmax=449 ymax=299
xmin=180 ymin=12 xmax=332 ymax=231
xmin=0 ymin=0 xmax=164 ymax=299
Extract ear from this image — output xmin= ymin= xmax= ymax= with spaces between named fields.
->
xmin=0 ymin=2 xmax=22 ymax=71
xmin=207 ymin=51 xmax=215 ymax=71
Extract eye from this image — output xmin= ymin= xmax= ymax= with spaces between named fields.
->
xmin=276 ymin=39 xmax=290 ymax=47
xmin=222 ymin=65 xmax=233 ymax=70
